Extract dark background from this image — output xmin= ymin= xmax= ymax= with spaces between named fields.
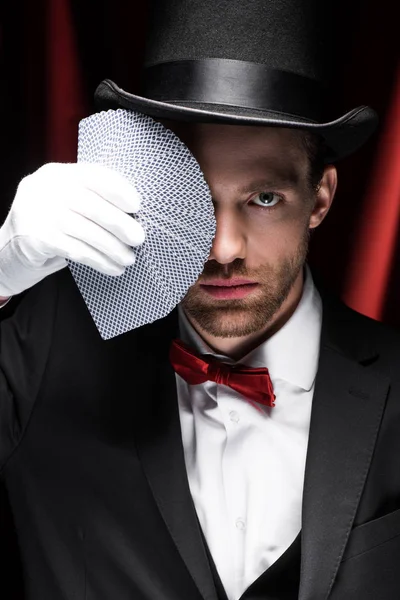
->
xmin=0 ymin=1 xmax=399 ymax=596
xmin=1 ymin=0 xmax=400 ymax=321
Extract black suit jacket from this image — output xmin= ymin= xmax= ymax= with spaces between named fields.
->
xmin=0 ymin=268 xmax=400 ymax=599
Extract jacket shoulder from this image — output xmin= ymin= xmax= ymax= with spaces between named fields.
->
xmin=321 ymin=290 xmax=400 ymax=376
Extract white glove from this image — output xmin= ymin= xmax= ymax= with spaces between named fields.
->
xmin=0 ymin=162 xmax=145 ymax=297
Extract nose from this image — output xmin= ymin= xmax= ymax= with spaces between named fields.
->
xmin=208 ymin=205 xmax=246 ymax=264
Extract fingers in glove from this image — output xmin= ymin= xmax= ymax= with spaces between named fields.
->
xmin=49 ymin=233 xmax=132 ymax=276
xmin=59 ymin=210 xmax=138 ymax=268
xmin=69 ymin=189 xmax=145 ymax=247
xmin=75 ymin=163 xmax=142 ymax=214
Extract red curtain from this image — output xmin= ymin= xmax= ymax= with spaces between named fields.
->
xmin=1 ymin=0 xmax=400 ymax=318
xmin=343 ymin=69 xmax=400 ymax=320
xmin=0 ymin=1 xmax=399 ymax=597
xmin=306 ymin=0 xmax=400 ymax=325
xmin=46 ymin=0 xmax=87 ymax=161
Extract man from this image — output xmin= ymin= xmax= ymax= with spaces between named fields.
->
xmin=1 ymin=1 xmax=400 ymax=599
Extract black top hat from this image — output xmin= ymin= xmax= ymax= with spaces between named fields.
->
xmin=95 ymin=0 xmax=378 ymax=162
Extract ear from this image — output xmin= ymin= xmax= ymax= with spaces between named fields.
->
xmin=309 ymin=165 xmax=337 ymax=229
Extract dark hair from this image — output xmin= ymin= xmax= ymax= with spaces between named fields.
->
xmin=299 ymin=131 xmax=327 ymax=192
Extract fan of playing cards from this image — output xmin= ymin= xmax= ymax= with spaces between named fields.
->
xmin=67 ymin=109 xmax=216 ymax=340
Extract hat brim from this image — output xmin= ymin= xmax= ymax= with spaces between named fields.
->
xmin=95 ymin=79 xmax=378 ymax=163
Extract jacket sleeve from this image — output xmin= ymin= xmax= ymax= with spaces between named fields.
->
xmin=0 ymin=274 xmax=59 ymax=474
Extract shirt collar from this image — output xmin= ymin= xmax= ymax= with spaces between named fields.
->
xmin=178 ymin=265 xmax=322 ymax=392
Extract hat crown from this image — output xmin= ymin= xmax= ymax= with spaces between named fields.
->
xmin=145 ymin=0 xmax=335 ymax=83
xmin=93 ymin=0 xmax=377 ymax=163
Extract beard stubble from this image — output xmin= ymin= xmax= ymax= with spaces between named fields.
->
xmin=181 ymin=229 xmax=310 ymax=338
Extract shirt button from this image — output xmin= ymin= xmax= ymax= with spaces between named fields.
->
xmin=229 ymin=410 xmax=240 ymax=423
xmin=235 ymin=518 xmax=246 ymax=530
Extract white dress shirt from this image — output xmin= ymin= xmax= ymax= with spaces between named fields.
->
xmin=176 ymin=267 xmax=322 ymax=600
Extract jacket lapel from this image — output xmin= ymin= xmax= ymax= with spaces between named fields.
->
xmin=299 ymin=296 xmax=390 ymax=600
xmin=130 ymin=286 xmax=390 ymax=600
xmin=132 ymin=310 xmax=218 ymax=600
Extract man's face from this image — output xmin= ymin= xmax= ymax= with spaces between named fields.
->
xmin=166 ymin=123 xmax=336 ymax=339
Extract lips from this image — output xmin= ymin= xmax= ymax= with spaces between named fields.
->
xmin=199 ymin=279 xmax=259 ymax=299
xmin=201 ymin=278 xmax=256 ymax=287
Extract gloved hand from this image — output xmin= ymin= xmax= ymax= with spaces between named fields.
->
xmin=0 ymin=162 xmax=145 ymax=297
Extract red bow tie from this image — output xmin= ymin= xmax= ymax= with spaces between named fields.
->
xmin=169 ymin=339 xmax=276 ymax=407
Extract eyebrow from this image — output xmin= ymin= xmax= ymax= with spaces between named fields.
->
xmin=238 ymin=174 xmax=301 ymax=195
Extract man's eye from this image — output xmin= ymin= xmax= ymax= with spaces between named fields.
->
xmin=252 ymin=192 xmax=281 ymax=208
